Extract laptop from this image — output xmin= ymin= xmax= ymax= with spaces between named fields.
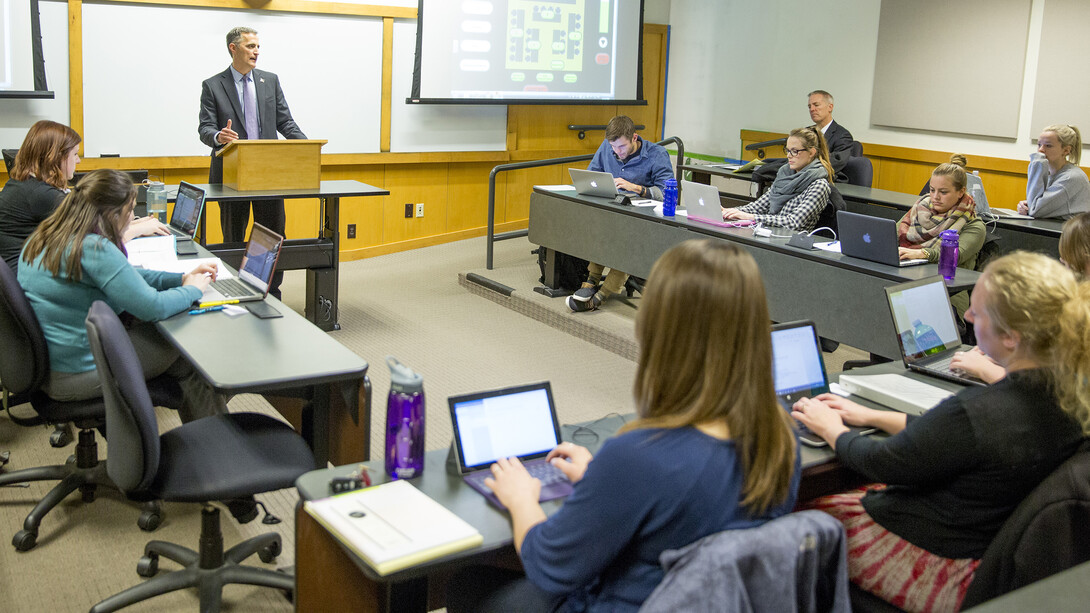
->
xmin=772 ymin=321 xmax=876 ymax=446
xmin=448 ymin=382 xmax=573 ymax=509
xmin=167 ymin=182 xmax=205 ymax=255
xmin=569 ymin=168 xmax=638 ymax=198
xmin=199 ymin=223 xmax=284 ymax=305
xmin=681 ymin=180 xmax=754 ymax=228
xmin=884 ymin=277 xmax=986 ymax=387
xmin=838 ymin=211 xmax=928 ymax=267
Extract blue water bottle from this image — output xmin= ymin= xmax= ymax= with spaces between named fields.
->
xmin=662 ymin=178 xmax=678 ymax=217
xmin=385 ymin=357 xmax=425 ymax=480
xmin=937 ymin=230 xmax=959 ymax=283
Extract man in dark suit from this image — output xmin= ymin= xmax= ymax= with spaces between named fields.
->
xmin=808 ymin=90 xmax=856 ymax=173
xmin=198 ymin=26 xmax=306 ymax=298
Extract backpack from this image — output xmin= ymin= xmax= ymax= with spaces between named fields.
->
xmin=533 ymin=248 xmax=589 ymax=291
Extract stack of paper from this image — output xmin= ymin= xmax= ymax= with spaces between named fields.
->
xmin=304 ymin=479 xmax=483 ymax=575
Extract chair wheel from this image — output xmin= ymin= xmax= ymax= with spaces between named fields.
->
xmin=137 ymin=554 xmax=159 ymax=577
xmin=12 ymin=529 xmax=37 ymax=551
xmin=258 ymin=539 xmax=282 ymax=563
xmin=49 ymin=424 xmax=73 ymax=448
xmin=137 ymin=510 xmax=161 ymax=532
xmin=80 ymin=483 xmax=97 ymax=503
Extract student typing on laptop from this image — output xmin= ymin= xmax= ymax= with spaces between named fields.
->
xmin=448 ymin=240 xmax=800 ymax=613
xmin=792 ymin=252 xmax=1090 ymax=613
xmin=567 ymin=115 xmax=673 ymax=313
xmin=18 ymin=170 xmax=228 ymax=424
xmin=722 ymin=127 xmax=835 ymax=232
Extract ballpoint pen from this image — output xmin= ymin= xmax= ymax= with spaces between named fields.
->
xmin=188 ymin=305 xmax=226 ymax=316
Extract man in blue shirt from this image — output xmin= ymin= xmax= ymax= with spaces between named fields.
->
xmin=568 ymin=116 xmax=673 ymax=312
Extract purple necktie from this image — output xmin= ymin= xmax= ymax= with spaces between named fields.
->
xmin=243 ymin=74 xmax=258 ymax=139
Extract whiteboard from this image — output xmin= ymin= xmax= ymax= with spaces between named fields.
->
xmin=81 ymin=4 xmax=383 ymax=157
xmin=390 ymin=20 xmax=506 ymax=152
xmin=0 ymin=1 xmax=68 ymax=151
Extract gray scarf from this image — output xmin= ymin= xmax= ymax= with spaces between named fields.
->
xmin=767 ymin=160 xmax=827 ymax=215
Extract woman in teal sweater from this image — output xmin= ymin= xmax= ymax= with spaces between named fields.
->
xmin=18 ymin=169 xmax=225 ymax=422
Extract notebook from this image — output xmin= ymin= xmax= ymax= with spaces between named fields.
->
xmin=681 ymin=180 xmax=753 ymax=228
xmin=199 ymin=223 xmax=283 ymax=305
xmin=569 ymin=168 xmax=637 ymax=198
xmin=167 ymin=182 xmax=205 ymax=255
xmin=837 ymin=211 xmax=928 ymax=267
xmin=884 ymin=276 xmax=986 ymax=387
xmin=448 ymin=382 xmax=573 ymax=509
xmin=771 ymin=321 xmax=876 ymax=447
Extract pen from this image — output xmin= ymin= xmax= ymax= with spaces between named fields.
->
xmin=197 ymin=299 xmax=240 ymax=308
xmin=188 ymin=305 xmax=226 ymax=316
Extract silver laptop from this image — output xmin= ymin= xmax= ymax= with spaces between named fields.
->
xmin=838 ymin=211 xmax=928 ymax=267
xmin=200 ymin=223 xmax=283 ymax=305
xmin=448 ymin=382 xmax=573 ymax=509
xmin=569 ymin=168 xmax=637 ymax=198
xmin=884 ymin=277 xmax=986 ymax=387
xmin=681 ymin=180 xmax=740 ymax=227
xmin=772 ymin=321 xmax=876 ymax=446
xmin=168 ymin=182 xmax=205 ymax=255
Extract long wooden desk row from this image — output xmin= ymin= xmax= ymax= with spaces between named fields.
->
xmin=158 ymin=243 xmax=373 ymax=468
xmin=528 ymin=187 xmax=978 ymax=361
xmin=169 ymin=180 xmax=389 ymax=331
xmin=292 ymin=363 xmax=973 ymax=612
xmin=680 ymin=162 xmax=1065 ymax=257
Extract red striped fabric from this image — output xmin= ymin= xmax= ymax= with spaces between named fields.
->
xmin=807 ymin=486 xmax=980 ymax=613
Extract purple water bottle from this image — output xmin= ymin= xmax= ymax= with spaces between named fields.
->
xmin=385 ymin=356 xmax=424 ymax=480
xmin=662 ymin=178 xmax=678 ymax=216
xmin=938 ymin=230 xmax=959 ymax=283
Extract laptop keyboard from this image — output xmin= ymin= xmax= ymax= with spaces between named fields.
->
xmin=210 ymin=278 xmax=253 ymax=297
xmin=465 ymin=459 xmax=569 ymax=487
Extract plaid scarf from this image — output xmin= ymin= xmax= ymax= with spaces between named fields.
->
xmin=897 ymin=193 xmax=976 ymax=249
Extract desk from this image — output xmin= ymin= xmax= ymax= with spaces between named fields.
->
xmin=293 ymin=415 xmax=844 ymax=612
xmin=682 ymin=162 xmax=1065 ymax=257
xmin=156 ymin=246 xmax=372 ymax=467
xmin=963 ymin=560 xmax=1090 ymax=612
xmin=528 ymin=187 xmax=978 ymax=360
xmin=171 ymin=180 xmax=389 ymax=331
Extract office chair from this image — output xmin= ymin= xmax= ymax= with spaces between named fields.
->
xmin=2 ymin=148 xmax=17 ymax=173
xmin=0 ymin=262 xmax=176 ymax=551
xmin=841 ymin=156 xmax=874 ymax=188
xmin=85 ymin=301 xmax=315 ymax=613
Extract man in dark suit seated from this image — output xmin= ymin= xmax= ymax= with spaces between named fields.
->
xmin=808 ymin=90 xmax=856 ymax=174
xmin=198 ymin=26 xmax=307 ymax=299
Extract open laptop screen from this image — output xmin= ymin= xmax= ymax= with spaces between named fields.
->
xmin=171 ymin=182 xmax=204 ymax=237
xmin=449 ymin=382 xmax=561 ymax=471
xmin=772 ymin=321 xmax=830 ymax=402
xmin=886 ymin=277 xmax=962 ymax=361
xmin=238 ymin=224 xmax=283 ymax=293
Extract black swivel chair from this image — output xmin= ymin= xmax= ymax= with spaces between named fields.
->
xmin=85 ymin=301 xmax=315 ymax=613
xmin=842 ymin=156 xmax=874 ymax=188
xmin=2 ymin=148 xmax=17 ymax=173
xmin=0 ymin=261 xmax=178 ymax=550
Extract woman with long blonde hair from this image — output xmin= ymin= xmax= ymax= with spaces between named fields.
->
xmin=449 ymin=240 xmax=800 ymax=612
xmin=794 ymin=252 xmax=1089 ymax=612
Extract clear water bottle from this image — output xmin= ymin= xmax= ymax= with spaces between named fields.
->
xmin=146 ymin=181 xmax=168 ymax=223
xmin=385 ymin=356 xmax=424 ymax=480
xmin=662 ymin=178 xmax=678 ymax=216
xmin=938 ymin=229 xmax=959 ymax=283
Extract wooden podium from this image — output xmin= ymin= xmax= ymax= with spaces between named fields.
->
xmin=216 ymin=139 xmax=326 ymax=191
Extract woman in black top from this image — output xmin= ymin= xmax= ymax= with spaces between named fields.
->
xmin=0 ymin=121 xmax=79 ymax=270
xmin=793 ymin=252 xmax=1089 ymax=613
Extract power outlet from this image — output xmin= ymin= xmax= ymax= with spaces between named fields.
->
xmin=346 ymin=224 xmax=356 ymax=239
xmin=404 ymin=203 xmax=413 ymax=218
xmin=415 ymin=203 xmax=425 ymax=218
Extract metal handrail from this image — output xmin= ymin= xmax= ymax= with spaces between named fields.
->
xmin=486 ymin=136 xmax=685 ymax=269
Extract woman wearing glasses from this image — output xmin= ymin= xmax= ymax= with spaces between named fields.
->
xmin=722 ymin=126 xmax=836 ymax=232
xmin=448 ymin=240 xmax=801 ymax=612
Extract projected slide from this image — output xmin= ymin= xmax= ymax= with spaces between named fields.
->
xmin=414 ymin=0 xmax=640 ymax=102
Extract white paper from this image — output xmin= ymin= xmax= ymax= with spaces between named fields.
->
xmin=136 ymin=257 xmax=235 ymax=280
xmin=814 ymin=240 xmax=842 ymax=253
xmin=630 ymin=199 xmax=658 ymax=207
xmin=126 ymin=235 xmax=176 ymax=267
xmin=535 ymin=184 xmax=578 ymax=192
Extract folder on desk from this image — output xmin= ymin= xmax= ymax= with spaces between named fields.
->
xmin=304 ymin=480 xmax=483 ymax=576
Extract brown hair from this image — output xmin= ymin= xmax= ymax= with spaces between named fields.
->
xmin=788 ymin=127 xmax=835 ymax=183
xmin=948 ymin=153 xmax=968 ymax=168
xmin=604 ymin=115 xmax=637 ymax=142
xmin=10 ymin=120 xmax=81 ymax=190
xmin=978 ymin=252 xmax=1090 ymax=433
xmin=1059 ymin=212 xmax=1090 ymax=276
xmin=1041 ymin=124 xmax=1082 ymax=166
xmin=623 ymin=239 xmax=797 ymax=514
xmin=21 ymin=169 xmax=135 ymax=282
xmin=931 ymin=162 xmax=968 ymax=192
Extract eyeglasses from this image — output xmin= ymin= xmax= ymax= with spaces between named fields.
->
xmin=783 ymin=147 xmax=811 ymax=157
